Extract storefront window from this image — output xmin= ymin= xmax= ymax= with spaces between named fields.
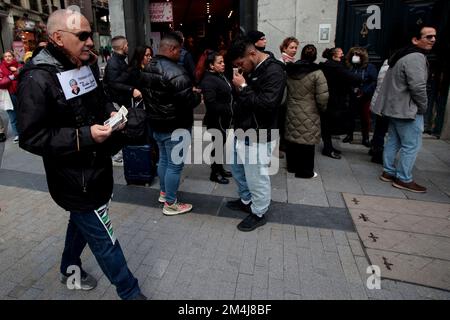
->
xmin=30 ymin=0 xmax=39 ymax=11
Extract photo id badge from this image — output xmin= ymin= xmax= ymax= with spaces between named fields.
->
xmin=56 ymin=66 xmax=98 ymax=100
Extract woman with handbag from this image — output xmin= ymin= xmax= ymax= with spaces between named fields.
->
xmin=319 ymin=48 xmax=362 ymax=159
xmin=0 ymin=50 xmax=22 ymax=143
xmin=199 ymin=51 xmax=233 ymax=184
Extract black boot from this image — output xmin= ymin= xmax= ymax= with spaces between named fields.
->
xmin=343 ymin=134 xmax=353 ymax=144
xmin=219 ymin=165 xmax=232 ymax=178
xmin=210 ymin=171 xmax=229 ymax=184
xmin=362 ymin=135 xmax=371 ymax=148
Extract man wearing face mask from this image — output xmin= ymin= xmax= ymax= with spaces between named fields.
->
xmin=16 ymin=9 xmax=146 ymax=300
xmin=344 ymin=47 xmax=378 ymax=147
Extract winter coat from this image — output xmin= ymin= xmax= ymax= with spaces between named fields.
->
xmin=140 ymin=55 xmax=201 ymax=132
xmin=17 ymin=44 xmax=122 ymax=212
xmin=199 ymin=71 xmax=233 ymax=131
xmin=350 ymin=63 xmax=378 ymax=97
xmin=0 ymin=59 xmax=22 ymax=95
xmin=103 ymin=52 xmax=134 ymax=107
xmin=319 ymin=60 xmax=362 ymax=134
xmin=373 ymin=52 xmax=429 ymax=119
xmin=285 ymin=61 xmax=329 ymax=145
xmin=234 ymin=57 xmax=286 ymax=142
xmin=319 ymin=60 xmax=362 ymax=112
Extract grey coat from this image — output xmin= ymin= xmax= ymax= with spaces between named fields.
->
xmin=372 ymin=52 xmax=428 ymax=119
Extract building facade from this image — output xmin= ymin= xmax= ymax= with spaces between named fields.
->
xmin=259 ymin=0 xmax=450 ymax=138
xmin=0 ymin=0 xmax=65 ymax=59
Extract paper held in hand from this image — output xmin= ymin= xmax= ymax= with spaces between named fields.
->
xmin=104 ymin=106 xmax=128 ymax=131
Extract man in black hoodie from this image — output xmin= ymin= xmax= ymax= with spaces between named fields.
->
xmin=17 ymin=9 xmax=145 ymax=300
xmin=226 ymin=37 xmax=286 ymax=232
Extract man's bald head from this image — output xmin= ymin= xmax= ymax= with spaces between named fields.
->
xmin=47 ymin=9 xmax=88 ymax=34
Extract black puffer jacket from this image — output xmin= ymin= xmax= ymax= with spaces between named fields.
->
xmin=17 ymin=44 xmax=122 ymax=212
xmin=140 ymin=55 xmax=201 ymax=132
xmin=199 ymin=71 xmax=233 ymax=131
xmin=103 ymin=52 xmax=134 ymax=108
xmin=234 ymin=57 xmax=286 ymax=141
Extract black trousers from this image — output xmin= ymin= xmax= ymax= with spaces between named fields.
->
xmin=286 ymin=142 xmax=316 ymax=178
xmin=210 ymin=129 xmax=227 ymax=174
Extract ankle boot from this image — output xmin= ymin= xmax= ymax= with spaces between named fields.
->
xmin=219 ymin=165 xmax=232 ymax=178
xmin=362 ymin=136 xmax=371 ymax=148
xmin=343 ymin=134 xmax=353 ymax=143
xmin=210 ymin=172 xmax=229 ymax=185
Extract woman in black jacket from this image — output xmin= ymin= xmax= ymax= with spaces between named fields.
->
xmin=319 ymin=48 xmax=362 ymax=159
xmin=199 ymin=51 xmax=233 ymax=184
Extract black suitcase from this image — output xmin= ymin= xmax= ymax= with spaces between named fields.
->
xmin=122 ymin=145 xmax=157 ymax=186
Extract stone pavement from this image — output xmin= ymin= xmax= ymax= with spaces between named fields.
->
xmin=0 ymin=128 xmax=449 ymax=300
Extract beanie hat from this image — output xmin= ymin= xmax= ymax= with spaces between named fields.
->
xmin=247 ymin=30 xmax=266 ymax=44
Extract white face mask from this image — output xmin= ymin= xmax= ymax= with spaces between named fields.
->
xmin=352 ymin=55 xmax=361 ymax=64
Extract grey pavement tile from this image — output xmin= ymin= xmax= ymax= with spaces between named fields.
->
xmin=235 ymin=273 xmax=253 ymax=300
xmin=337 ymin=245 xmax=364 ymax=285
xmin=267 ymin=277 xmax=284 ymax=300
xmin=251 ymin=286 xmax=269 ymax=300
xmin=287 ymin=175 xmax=329 ymax=207
xmin=348 ymin=239 xmax=366 ymax=257
xmin=326 ymin=191 xmax=347 ymax=208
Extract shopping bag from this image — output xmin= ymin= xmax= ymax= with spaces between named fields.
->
xmin=0 ymin=89 xmax=13 ymax=111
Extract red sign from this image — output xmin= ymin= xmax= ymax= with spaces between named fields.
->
xmin=150 ymin=2 xmax=173 ymax=23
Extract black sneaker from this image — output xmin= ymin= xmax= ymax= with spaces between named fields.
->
xmin=226 ymin=199 xmax=252 ymax=214
xmin=0 ymin=133 xmax=5 ymax=143
xmin=238 ymin=214 xmax=267 ymax=232
xmin=60 ymin=271 xmax=97 ymax=291
xmin=131 ymin=293 xmax=148 ymax=300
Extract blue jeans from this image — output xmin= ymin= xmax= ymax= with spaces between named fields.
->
xmin=231 ymin=139 xmax=275 ymax=217
xmin=383 ymin=115 xmax=424 ymax=183
xmin=60 ymin=208 xmax=141 ymax=300
xmin=7 ymin=94 xmax=18 ymax=136
xmin=153 ymin=130 xmax=190 ymax=204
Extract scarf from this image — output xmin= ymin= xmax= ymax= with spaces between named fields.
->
xmin=388 ymin=45 xmax=427 ymax=68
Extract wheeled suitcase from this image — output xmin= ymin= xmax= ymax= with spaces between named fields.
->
xmin=122 ymin=144 xmax=157 ymax=186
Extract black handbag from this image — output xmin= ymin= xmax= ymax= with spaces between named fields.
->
xmin=123 ymin=98 xmax=149 ymax=145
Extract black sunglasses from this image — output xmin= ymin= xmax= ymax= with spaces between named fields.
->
xmin=423 ymin=35 xmax=437 ymax=40
xmin=58 ymin=30 xmax=94 ymax=41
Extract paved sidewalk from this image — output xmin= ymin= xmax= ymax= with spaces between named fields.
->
xmin=0 ymin=130 xmax=449 ymax=300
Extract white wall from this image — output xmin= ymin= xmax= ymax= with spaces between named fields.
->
xmin=258 ymin=0 xmax=339 ymax=61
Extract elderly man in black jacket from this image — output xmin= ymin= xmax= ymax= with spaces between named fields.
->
xmin=226 ymin=37 xmax=287 ymax=232
xmin=140 ymin=32 xmax=201 ymax=217
xmin=17 ymin=9 xmax=145 ymax=300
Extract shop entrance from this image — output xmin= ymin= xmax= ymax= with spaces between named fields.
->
xmin=149 ymin=0 xmax=242 ymax=60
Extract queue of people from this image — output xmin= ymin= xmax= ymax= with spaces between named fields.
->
xmin=2 ymin=6 xmax=435 ymax=300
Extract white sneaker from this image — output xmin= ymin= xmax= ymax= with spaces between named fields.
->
xmin=163 ymin=201 xmax=193 ymax=216
xmin=13 ymin=136 xmax=19 ymax=144
xmin=313 ymin=172 xmax=318 ymax=178
xmin=158 ymin=192 xmax=166 ymax=204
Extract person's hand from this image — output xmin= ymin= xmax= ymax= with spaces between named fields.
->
xmin=9 ymin=67 xmax=17 ymax=73
xmin=232 ymin=72 xmax=246 ymax=88
xmin=133 ymin=89 xmax=142 ymax=99
xmin=91 ymin=124 xmax=112 ymax=143
xmin=193 ymin=87 xmax=202 ymax=94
